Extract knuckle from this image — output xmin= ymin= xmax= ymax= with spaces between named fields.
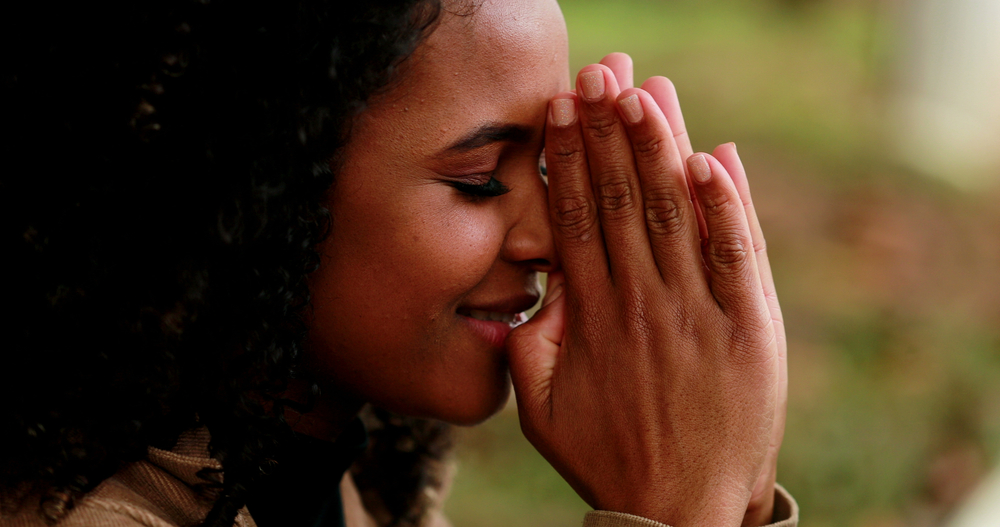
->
xmin=753 ymin=236 xmax=768 ymax=255
xmin=550 ymin=144 xmax=585 ymax=165
xmin=552 ymin=195 xmax=596 ymax=242
xmin=643 ymin=189 xmax=687 ymax=238
xmin=584 ymin=114 xmax=620 ymax=141
xmin=709 ymin=233 xmax=752 ymax=271
xmin=633 ymin=136 xmax=667 ymax=159
xmin=595 ymin=178 xmax=635 ymax=213
xmin=702 ymin=190 xmax=738 ymax=218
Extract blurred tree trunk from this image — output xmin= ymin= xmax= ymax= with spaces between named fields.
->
xmin=889 ymin=0 xmax=1000 ymax=189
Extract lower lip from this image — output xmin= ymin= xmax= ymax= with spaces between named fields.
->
xmin=459 ymin=313 xmax=526 ymax=348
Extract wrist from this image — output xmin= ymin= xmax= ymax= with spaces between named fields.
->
xmin=615 ymin=489 xmax=749 ymax=527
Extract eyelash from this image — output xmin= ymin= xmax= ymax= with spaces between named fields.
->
xmin=449 ymin=151 xmax=546 ymax=198
xmin=450 ymin=176 xmax=511 ymax=198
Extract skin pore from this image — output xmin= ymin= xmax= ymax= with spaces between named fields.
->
xmin=306 ymin=0 xmax=569 ymax=425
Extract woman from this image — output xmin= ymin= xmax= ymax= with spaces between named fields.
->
xmin=1 ymin=1 xmax=793 ymax=526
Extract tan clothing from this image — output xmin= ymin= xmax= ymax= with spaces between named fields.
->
xmin=583 ymin=485 xmax=798 ymax=527
xmin=1 ymin=428 xmax=797 ymax=527
xmin=0 ymin=428 xmax=255 ymax=527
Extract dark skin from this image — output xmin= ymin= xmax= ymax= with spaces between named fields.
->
xmin=509 ymin=61 xmax=786 ymax=527
xmin=296 ymin=2 xmax=787 ymax=526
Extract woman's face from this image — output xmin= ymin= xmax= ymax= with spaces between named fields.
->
xmin=307 ymin=0 xmax=569 ymax=425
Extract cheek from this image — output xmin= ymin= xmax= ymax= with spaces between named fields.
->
xmin=305 ymin=190 xmax=512 ymax=417
xmin=353 ymin=202 xmax=505 ymax=304
xmin=428 ymin=208 xmax=505 ymax=279
xmin=310 ymin=187 xmax=508 ymax=349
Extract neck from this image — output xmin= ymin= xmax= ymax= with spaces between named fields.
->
xmin=281 ymin=379 xmax=364 ymax=442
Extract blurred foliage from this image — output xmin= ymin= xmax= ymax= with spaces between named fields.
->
xmin=444 ymin=1 xmax=1000 ymax=526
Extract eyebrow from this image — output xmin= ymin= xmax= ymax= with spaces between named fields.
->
xmin=438 ymin=123 xmax=535 ymax=155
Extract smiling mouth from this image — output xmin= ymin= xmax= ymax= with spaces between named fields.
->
xmin=458 ymin=309 xmax=528 ymax=327
xmin=467 ymin=309 xmax=515 ymax=323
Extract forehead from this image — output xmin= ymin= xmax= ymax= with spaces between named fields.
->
xmin=432 ymin=0 xmax=567 ymax=83
xmin=353 ymin=0 xmax=569 ymax=156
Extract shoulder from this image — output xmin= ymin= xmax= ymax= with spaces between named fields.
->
xmin=1 ymin=427 xmax=248 ymax=527
xmin=58 ymin=497 xmax=177 ymax=527
xmin=0 ymin=488 xmax=172 ymax=527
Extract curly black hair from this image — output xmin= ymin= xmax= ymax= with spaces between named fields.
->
xmin=1 ymin=1 xmax=450 ymax=526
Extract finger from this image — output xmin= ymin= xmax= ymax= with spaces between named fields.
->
xmin=686 ymin=153 xmax=766 ymax=319
xmin=640 ymin=76 xmax=692 ymax=160
xmin=712 ymin=144 xmax=784 ymax=350
xmin=600 ymin=52 xmax=633 ymax=90
xmin=713 ymin=143 xmax=787 ymax=517
xmin=507 ymin=272 xmax=566 ymax=423
xmin=545 ymin=93 xmax=610 ymax=289
xmin=642 ymin=76 xmax=707 ymax=244
xmin=577 ymin=65 xmax=655 ymax=281
xmin=615 ymin=88 xmax=707 ymax=291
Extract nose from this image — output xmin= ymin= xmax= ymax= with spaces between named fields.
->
xmin=500 ymin=166 xmax=559 ymax=273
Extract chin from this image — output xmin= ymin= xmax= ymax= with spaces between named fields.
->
xmin=378 ymin=374 xmax=512 ymax=427
xmin=443 ymin=382 xmax=512 ymax=426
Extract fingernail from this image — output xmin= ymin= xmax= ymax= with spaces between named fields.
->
xmin=579 ymin=70 xmax=605 ymax=101
xmin=728 ymin=141 xmax=737 ymax=153
xmin=688 ymin=154 xmax=711 ymax=184
xmin=542 ymin=283 xmax=564 ymax=307
xmin=618 ymin=94 xmax=643 ymax=124
xmin=551 ymin=99 xmax=576 ymax=127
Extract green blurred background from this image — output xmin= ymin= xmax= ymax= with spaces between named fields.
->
xmin=444 ymin=1 xmax=1000 ymax=526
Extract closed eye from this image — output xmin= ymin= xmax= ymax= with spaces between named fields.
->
xmin=450 ymin=176 xmax=511 ymax=198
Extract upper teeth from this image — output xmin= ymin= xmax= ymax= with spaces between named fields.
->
xmin=468 ymin=310 xmax=516 ymax=323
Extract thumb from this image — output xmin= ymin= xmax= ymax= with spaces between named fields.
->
xmin=506 ymin=272 xmax=565 ymax=420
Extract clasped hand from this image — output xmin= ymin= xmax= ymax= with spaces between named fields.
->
xmin=507 ymin=54 xmax=788 ymax=527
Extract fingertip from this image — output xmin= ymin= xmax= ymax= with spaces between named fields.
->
xmin=712 ymin=142 xmax=737 ymax=159
xmin=600 ymin=51 xmax=633 ymax=64
xmin=640 ymin=75 xmax=675 ymax=92
xmin=617 ymin=92 xmax=644 ymax=125
xmin=704 ymin=154 xmax=739 ymax=187
xmin=511 ymin=280 xmax=566 ymax=352
xmin=712 ymin=143 xmax=741 ymax=174
xmin=550 ymin=96 xmax=578 ymax=128
xmin=616 ymin=87 xmax=643 ymax=98
xmin=576 ymin=64 xmax=619 ymax=102
xmin=710 ymin=144 xmax=749 ymax=192
xmin=687 ymin=153 xmax=711 ymax=184
xmin=615 ymin=88 xmax=669 ymax=127
xmin=691 ymin=154 xmax=740 ymax=192
xmin=640 ymin=77 xmax=680 ymax=111
xmin=600 ymin=52 xmax=634 ymax=89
